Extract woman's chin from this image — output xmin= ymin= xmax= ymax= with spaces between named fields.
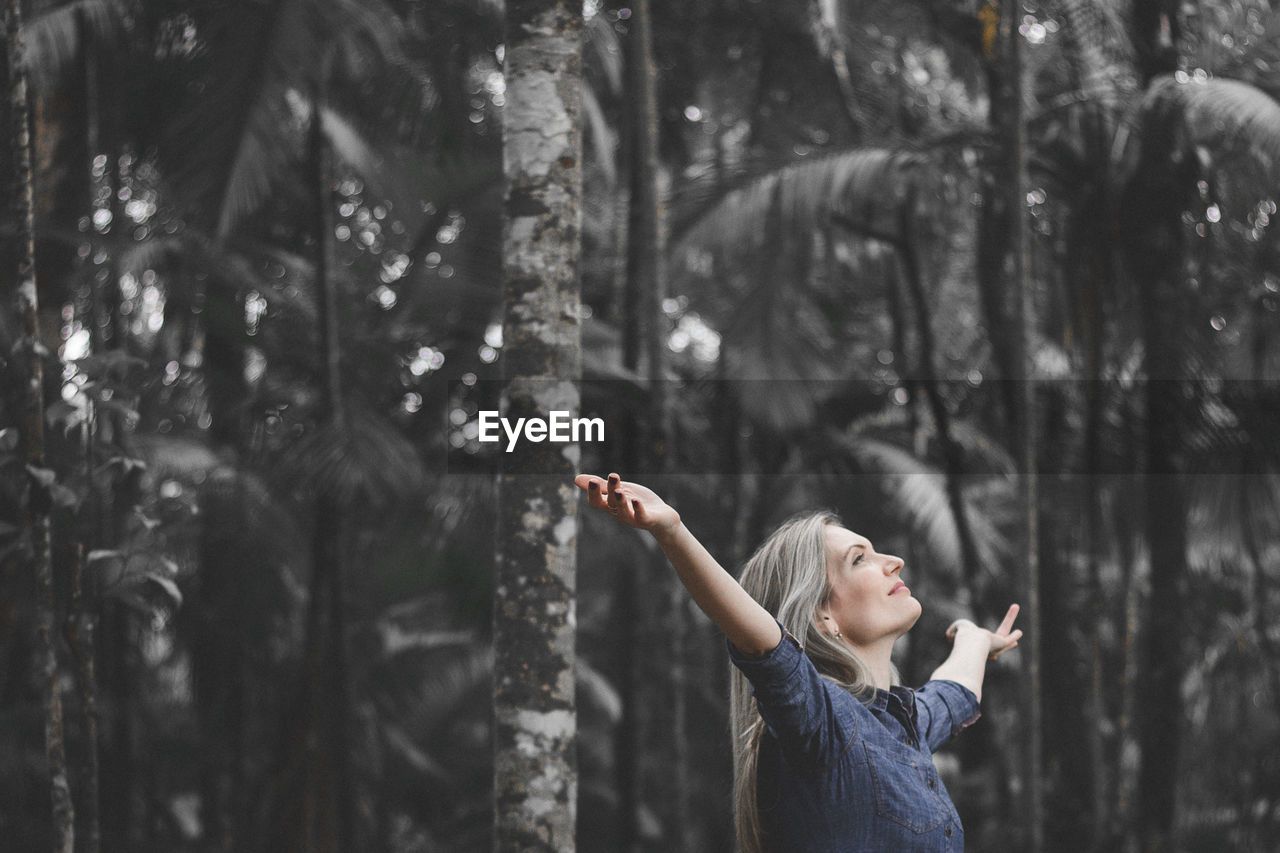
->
xmin=903 ymin=598 xmax=924 ymax=628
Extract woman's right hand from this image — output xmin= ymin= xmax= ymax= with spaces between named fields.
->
xmin=574 ymin=473 xmax=681 ymax=537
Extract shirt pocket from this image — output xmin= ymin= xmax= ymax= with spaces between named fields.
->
xmin=863 ymin=742 xmax=945 ymax=834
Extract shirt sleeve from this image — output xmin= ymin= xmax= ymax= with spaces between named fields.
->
xmin=727 ymin=624 xmax=856 ymax=772
xmin=914 ymin=679 xmax=981 ymax=752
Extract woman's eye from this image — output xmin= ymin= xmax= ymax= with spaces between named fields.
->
xmin=853 ymin=554 xmax=864 ymax=566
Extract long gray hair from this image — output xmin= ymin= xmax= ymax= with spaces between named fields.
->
xmin=730 ymin=511 xmax=879 ymax=853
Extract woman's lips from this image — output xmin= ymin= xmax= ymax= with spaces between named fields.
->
xmin=889 ymin=581 xmax=907 ymax=595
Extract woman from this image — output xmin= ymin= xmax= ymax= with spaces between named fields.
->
xmin=574 ymin=472 xmax=1021 ymax=852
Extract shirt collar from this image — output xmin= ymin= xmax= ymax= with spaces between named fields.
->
xmin=870 ymin=684 xmax=919 ymax=735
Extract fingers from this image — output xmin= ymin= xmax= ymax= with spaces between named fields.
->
xmin=576 ymin=472 xmax=642 ymax=526
xmin=576 ymin=473 xmax=624 ymax=514
xmin=989 ymin=629 xmax=1024 ymax=660
xmin=996 ymin=603 xmax=1020 ymax=636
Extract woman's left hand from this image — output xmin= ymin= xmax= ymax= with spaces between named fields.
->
xmin=946 ymin=603 xmax=1022 ymax=660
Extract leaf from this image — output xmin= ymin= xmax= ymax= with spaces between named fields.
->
xmin=71 ymin=350 xmax=149 ymax=378
xmin=106 ymin=456 xmax=148 ymax=474
xmin=87 ymin=549 xmax=124 ymax=565
xmin=51 ymin=484 xmax=81 ymax=510
xmin=45 ymin=400 xmax=87 ymax=433
xmin=830 ymin=435 xmax=1007 ymax=575
xmin=1147 ymin=77 xmax=1280 ymax=174
xmin=145 ymin=574 xmax=184 ymax=608
xmin=26 ymin=466 xmax=56 ymax=487
xmin=677 ymin=148 xmax=921 ymax=257
xmin=0 ymin=428 xmax=17 ymax=451
xmin=22 ymin=0 xmax=130 ymax=96
xmin=277 ymin=407 xmax=424 ymax=507
xmin=95 ymin=397 xmax=140 ymax=428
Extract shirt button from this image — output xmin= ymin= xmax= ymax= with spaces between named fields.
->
xmin=929 ymin=779 xmax=936 ymax=789
xmin=945 ymin=826 xmax=953 ymax=837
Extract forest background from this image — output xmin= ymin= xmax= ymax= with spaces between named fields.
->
xmin=3 ymin=0 xmax=1280 ymax=851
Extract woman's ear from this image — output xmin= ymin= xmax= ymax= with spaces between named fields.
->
xmin=817 ymin=613 xmax=843 ymax=640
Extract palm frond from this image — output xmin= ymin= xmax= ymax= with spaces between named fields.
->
xmin=1053 ymin=0 xmax=1139 ymax=110
xmin=277 ymin=407 xmax=424 ymax=508
xmin=584 ymin=11 xmax=623 ymax=98
xmin=581 ymin=82 xmax=616 ymax=186
xmin=166 ymin=0 xmax=435 ymax=236
xmin=131 ymin=433 xmax=220 ymax=479
xmin=1148 ymin=76 xmax=1280 ymax=173
xmin=675 ymin=148 xmax=922 ymax=256
xmin=22 ymin=0 xmax=130 ymax=95
xmin=834 ymin=435 xmax=1007 ymax=576
xmin=847 ymin=404 xmax=1017 ymax=476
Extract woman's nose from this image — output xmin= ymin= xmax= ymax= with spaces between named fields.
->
xmin=883 ymin=554 xmax=904 ymax=574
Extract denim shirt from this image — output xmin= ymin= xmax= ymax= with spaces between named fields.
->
xmin=729 ymin=626 xmax=981 ymax=852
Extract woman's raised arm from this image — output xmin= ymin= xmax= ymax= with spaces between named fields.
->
xmin=574 ymin=473 xmax=782 ymax=657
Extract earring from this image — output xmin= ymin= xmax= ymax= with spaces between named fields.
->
xmin=822 ymin=616 xmax=842 ymax=639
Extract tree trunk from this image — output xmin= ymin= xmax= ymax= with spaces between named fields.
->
xmin=998 ymin=0 xmax=1043 ymax=846
xmin=7 ymin=1 xmax=75 ymax=850
xmin=975 ymin=60 xmax=1019 ymax=435
xmin=493 ymin=1 xmax=582 ymax=849
xmin=69 ymin=10 xmax=103 ymax=850
xmin=1119 ymin=103 xmax=1195 ymax=853
xmin=625 ymin=1 xmax=688 ymax=847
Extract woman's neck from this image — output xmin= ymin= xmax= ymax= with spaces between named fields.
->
xmin=851 ymin=637 xmax=897 ymax=690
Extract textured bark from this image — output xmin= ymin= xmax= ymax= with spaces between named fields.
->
xmin=8 ymin=0 xmax=75 ymax=849
xmin=494 ymin=1 xmax=582 ymax=849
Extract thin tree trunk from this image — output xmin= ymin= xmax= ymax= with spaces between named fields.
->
xmin=1120 ymin=101 xmax=1194 ymax=851
xmin=975 ymin=61 xmax=1019 ymax=434
xmin=625 ymin=2 xmax=688 ymax=847
xmin=69 ymin=11 xmax=103 ymax=850
xmin=7 ymin=1 xmax=75 ymax=849
xmin=493 ymin=1 xmax=582 ymax=848
xmin=66 ymin=545 xmax=100 ymax=853
xmin=1083 ymin=277 xmax=1109 ymax=853
xmin=295 ymin=79 xmax=356 ymax=853
xmin=999 ymin=0 xmax=1043 ymax=846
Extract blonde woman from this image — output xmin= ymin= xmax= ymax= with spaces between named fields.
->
xmin=575 ymin=473 xmax=1022 ymax=852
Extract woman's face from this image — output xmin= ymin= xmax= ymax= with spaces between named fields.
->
xmin=821 ymin=525 xmax=921 ymax=646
